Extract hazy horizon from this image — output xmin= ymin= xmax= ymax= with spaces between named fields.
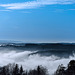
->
xmin=1 ymin=39 xmax=75 ymax=43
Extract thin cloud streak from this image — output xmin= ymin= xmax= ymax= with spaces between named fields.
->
xmin=0 ymin=10 xmax=11 ymax=11
xmin=0 ymin=0 xmax=75 ymax=10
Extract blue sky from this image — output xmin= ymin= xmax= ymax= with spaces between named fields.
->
xmin=0 ymin=0 xmax=75 ymax=43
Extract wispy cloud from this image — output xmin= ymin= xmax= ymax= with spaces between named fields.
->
xmin=0 ymin=1 xmax=41 ymax=9
xmin=0 ymin=10 xmax=11 ymax=11
xmin=0 ymin=0 xmax=75 ymax=10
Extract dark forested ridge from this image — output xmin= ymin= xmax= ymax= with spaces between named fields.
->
xmin=1 ymin=43 xmax=75 ymax=52
xmin=1 ymin=43 xmax=75 ymax=49
xmin=0 ymin=60 xmax=75 ymax=75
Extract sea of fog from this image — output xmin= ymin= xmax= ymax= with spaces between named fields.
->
xmin=0 ymin=50 xmax=75 ymax=75
xmin=0 ymin=43 xmax=75 ymax=75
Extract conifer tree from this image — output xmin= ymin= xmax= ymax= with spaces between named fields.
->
xmin=13 ymin=64 xmax=19 ymax=75
xmin=2 ymin=66 xmax=6 ymax=75
xmin=20 ymin=65 xmax=23 ymax=74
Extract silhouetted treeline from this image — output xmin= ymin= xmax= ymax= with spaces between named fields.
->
xmin=0 ymin=64 xmax=48 ymax=75
xmin=1 ymin=60 xmax=75 ymax=75
xmin=54 ymin=60 xmax=75 ymax=75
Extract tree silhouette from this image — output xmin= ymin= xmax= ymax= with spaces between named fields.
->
xmin=55 ymin=60 xmax=75 ymax=75
xmin=20 ymin=65 xmax=23 ymax=74
xmin=67 ymin=60 xmax=75 ymax=75
xmin=13 ymin=64 xmax=19 ymax=75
